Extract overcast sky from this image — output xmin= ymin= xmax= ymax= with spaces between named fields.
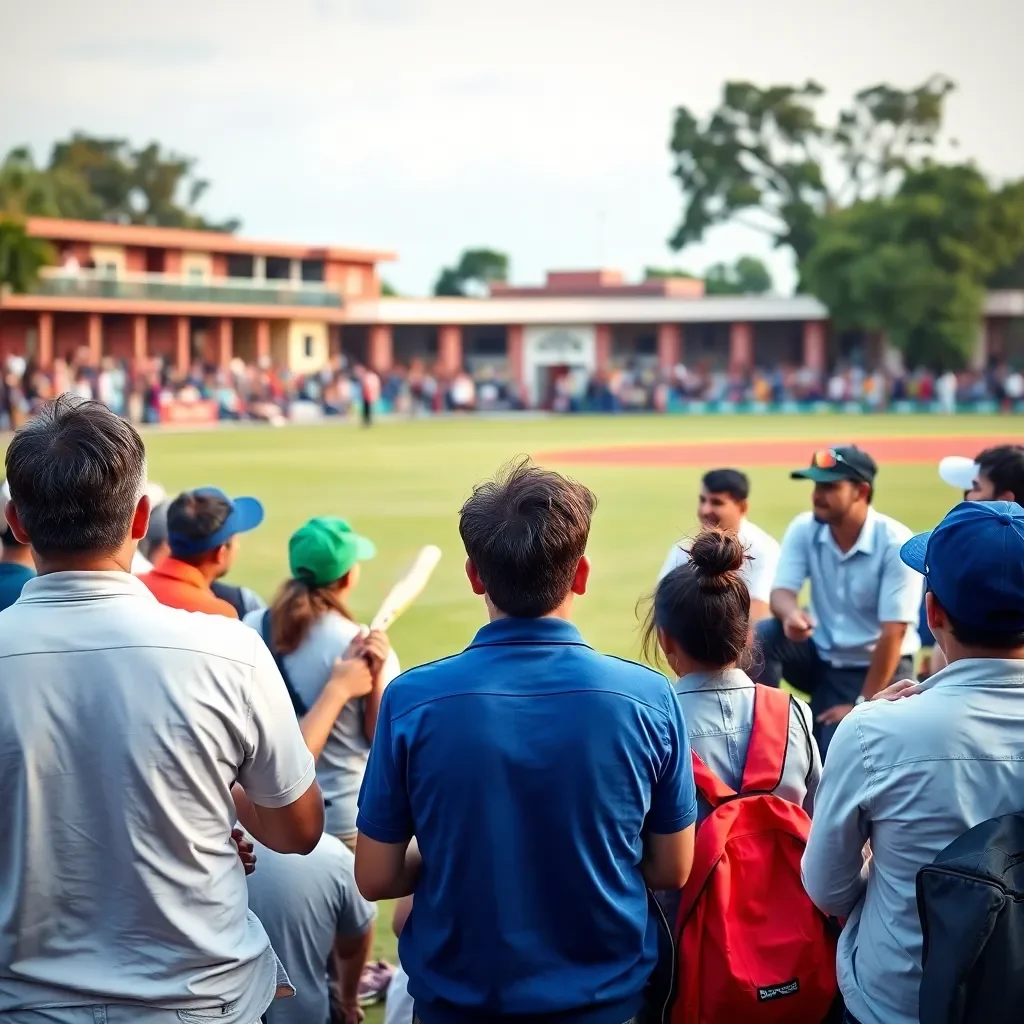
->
xmin=3 ymin=0 xmax=1021 ymax=295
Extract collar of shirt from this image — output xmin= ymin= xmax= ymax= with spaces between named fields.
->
xmin=467 ymin=616 xmax=588 ymax=649
xmin=673 ymin=667 xmax=753 ymax=694
xmin=815 ymin=505 xmax=878 ymax=560
xmin=151 ymin=557 xmax=212 ymax=591
xmin=919 ymin=655 xmax=1024 ymax=692
xmin=18 ymin=570 xmax=155 ymax=604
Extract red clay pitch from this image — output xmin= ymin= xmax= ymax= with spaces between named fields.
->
xmin=537 ymin=435 xmax=1021 ymax=468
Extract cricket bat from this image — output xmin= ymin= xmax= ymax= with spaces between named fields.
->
xmin=369 ymin=545 xmax=442 ymax=632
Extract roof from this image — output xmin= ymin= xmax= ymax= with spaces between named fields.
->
xmin=26 ymin=217 xmax=396 ymax=265
xmin=343 ymin=293 xmax=830 ymax=326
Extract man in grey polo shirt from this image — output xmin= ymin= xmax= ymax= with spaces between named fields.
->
xmin=754 ymin=445 xmax=922 ymax=755
xmin=0 ymin=395 xmax=325 ymax=1024
xmin=247 ymin=835 xmax=376 ymax=1024
xmin=803 ymin=500 xmax=1024 ymax=1024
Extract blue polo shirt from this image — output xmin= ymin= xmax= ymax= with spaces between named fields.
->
xmin=357 ymin=617 xmax=697 ymax=1024
xmin=0 ymin=563 xmax=34 ymax=612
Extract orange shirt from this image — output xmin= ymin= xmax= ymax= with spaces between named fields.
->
xmin=139 ymin=557 xmax=239 ymax=618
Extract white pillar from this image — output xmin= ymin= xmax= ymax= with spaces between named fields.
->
xmin=253 ymin=255 xmax=266 ymax=281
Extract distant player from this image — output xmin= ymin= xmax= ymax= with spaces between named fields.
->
xmin=659 ymin=468 xmax=780 ymax=621
xmin=938 ymin=444 xmax=1024 ymax=502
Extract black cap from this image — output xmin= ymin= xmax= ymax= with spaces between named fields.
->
xmin=791 ymin=445 xmax=878 ymax=484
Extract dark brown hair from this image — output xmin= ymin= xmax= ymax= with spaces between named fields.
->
xmin=642 ymin=529 xmax=751 ymax=668
xmin=459 ymin=456 xmax=596 ymax=618
xmin=269 ymin=578 xmax=355 ymax=655
xmin=5 ymin=394 xmax=146 ymax=557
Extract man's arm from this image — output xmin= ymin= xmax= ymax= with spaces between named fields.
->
xmin=770 ymin=517 xmax=814 ymax=636
xmin=641 ymin=683 xmax=699 ymax=890
xmin=362 ymin=639 xmax=398 ymax=746
xmin=354 ymin=836 xmax=422 ymax=902
xmin=801 ymin=716 xmax=872 ymax=918
xmin=330 ymin=930 xmax=372 ymax=1024
xmin=861 ymin=621 xmax=909 ymax=699
xmin=302 ymin=657 xmax=372 ymax=759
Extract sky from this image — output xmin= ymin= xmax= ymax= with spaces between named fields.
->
xmin=3 ymin=0 xmax=1022 ymax=296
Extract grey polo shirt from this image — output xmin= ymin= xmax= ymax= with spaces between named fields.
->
xmin=247 ymin=834 xmax=377 ymax=1024
xmin=802 ymin=658 xmax=1024 ymax=1024
xmin=772 ymin=508 xmax=922 ymax=666
xmin=0 ymin=572 xmax=316 ymax=1020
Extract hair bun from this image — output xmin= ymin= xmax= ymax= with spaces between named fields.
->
xmin=688 ymin=529 xmax=746 ymax=590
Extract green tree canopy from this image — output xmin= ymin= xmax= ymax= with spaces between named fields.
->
xmin=802 ymin=163 xmax=1024 ymax=369
xmin=668 ymin=76 xmax=955 ymax=264
xmin=0 ymin=134 xmax=239 ymax=231
xmin=434 ymin=248 xmax=509 ymax=296
xmin=0 ymin=217 xmax=55 ymax=293
xmin=645 ymin=254 xmax=773 ymax=294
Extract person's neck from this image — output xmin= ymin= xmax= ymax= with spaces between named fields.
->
xmin=33 ymin=548 xmax=134 ymax=576
xmin=171 ymin=554 xmax=221 ymax=585
xmin=0 ymin=546 xmax=35 ymax=570
xmin=485 ymin=594 xmax=575 ymax=622
xmin=675 ymin=654 xmax=738 ymax=680
xmin=937 ymin=638 xmax=1024 ymax=665
xmin=830 ymin=504 xmax=870 ymax=553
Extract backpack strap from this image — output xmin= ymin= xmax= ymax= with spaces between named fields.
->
xmin=691 ymin=751 xmax=737 ymax=808
xmin=259 ymin=610 xmax=309 ymax=718
xmin=739 ymin=684 xmax=792 ymax=794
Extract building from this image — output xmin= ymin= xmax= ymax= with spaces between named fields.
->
xmin=0 ymin=217 xmax=394 ymax=374
xmin=2 ymin=220 xmax=1022 ymax=408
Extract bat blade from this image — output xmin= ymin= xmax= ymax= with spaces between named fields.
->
xmin=369 ymin=545 xmax=442 ymax=632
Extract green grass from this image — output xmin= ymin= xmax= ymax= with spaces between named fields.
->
xmin=6 ymin=413 xmax=1011 ymax=1023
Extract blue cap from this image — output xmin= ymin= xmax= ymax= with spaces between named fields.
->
xmin=901 ymin=501 xmax=1024 ymax=631
xmin=168 ymin=487 xmax=264 ymax=556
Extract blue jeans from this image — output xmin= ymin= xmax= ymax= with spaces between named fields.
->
xmin=752 ymin=617 xmax=915 ymax=758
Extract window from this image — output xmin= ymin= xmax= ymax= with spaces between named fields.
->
xmin=100 ymin=261 xmax=118 ymax=277
xmin=187 ymin=266 xmax=206 ymax=282
xmin=304 ymin=335 xmax=314 ymax=358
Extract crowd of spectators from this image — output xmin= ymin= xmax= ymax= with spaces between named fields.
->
xmin=2 ymin=348 xmax=1022 ymax=431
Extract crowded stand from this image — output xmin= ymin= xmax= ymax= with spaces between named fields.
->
xmin=2 ymin=350 xmax=1023 ymax=429
xmin=2 ymin=395 xmax=1024 ymax=1024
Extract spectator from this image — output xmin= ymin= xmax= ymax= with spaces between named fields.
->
xmin=130 ymin=482 xmax=168 ymax=574
xmin=139 ymin=487 xmax=264 ymax=617
xmin=0 ymin=395 xmax=324 ymax=1023
xmin=658 ymin=468 xmax=780 ymax=621
xmin=136 ymin=498 xmax=171 ymax=570
xmin=246 ymin=835 xmax=376 ymax=1024
xmin=754 ymin=446 xmax=923 ymax=755
xmin=355 ymin=458 xmax=697 ymax=1024
xmin=0 ymin=479 xmax=35 ymax=610
xmin=803 ymin=500 xmax=1024 ymax=1024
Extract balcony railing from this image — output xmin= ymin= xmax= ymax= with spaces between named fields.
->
xmin=33 ymin=268 xmax=343 ymax=308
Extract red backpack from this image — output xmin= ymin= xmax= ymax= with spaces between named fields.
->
xmin=672 ymin=685 xmax=838 ymax=1024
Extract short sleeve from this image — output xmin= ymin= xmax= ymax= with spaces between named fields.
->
xmin=772 ymin=516 xmax=811 ymax=595
xmin=331 ymin=841 xmax=378 ymax=939
xmin=356 ymin=685 xmax=414 ymax=843
xmin=745 ymin=534 xmax=781 ymax=604
xmin=647 ymin=686 xmax=698 ymax=835
xmin=878 ymin=535 xmax=924 ymax=625
xmin=238 ymin=636 xmax=317 ymax=808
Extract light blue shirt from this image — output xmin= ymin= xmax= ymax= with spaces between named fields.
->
xmin=801 ymin=658 xmax=1024 ymax=1024
xmin=772 ymin=508 xmax=922 ymax=665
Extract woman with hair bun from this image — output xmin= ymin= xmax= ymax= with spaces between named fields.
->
xmin=643 ymin=528 xmax=821 ymax=828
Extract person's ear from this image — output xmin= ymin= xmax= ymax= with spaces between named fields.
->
xmin=130 ymin=494 xmax=151 ymax=542
xmin=658 ymin=628 xmax=685 ymax=676
xmin=571 ymin=556 xmax=590 ymax=597
xmin=925 ymin=591 xmax=947 ymax=635
xmin=5 ymin=501 xmax=30 ymax=546
xmin=738 ymin=498 xmax=749 ymax=517
xmin=465 ymin=557 xmax=486 ymax=596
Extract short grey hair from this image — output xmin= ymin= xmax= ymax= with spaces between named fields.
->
xmin=4 ymin=395 xmax=147 ymax=557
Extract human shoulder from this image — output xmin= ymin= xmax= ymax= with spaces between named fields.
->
xmin=742 ymin=518 xmax=781 ymax=553
xmin=871 ymin=508 xmax=915 ymax=546
xmin=136 ymin=600 xmax=264 ymax=666
xmin=785 ymin=510 xmax=816 ymax=535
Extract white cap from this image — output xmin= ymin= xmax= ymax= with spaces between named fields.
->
xmin=938 ymin=456 xmax=978 ymax=492
xmin=144 ymin=482 xmax=167 ymax=506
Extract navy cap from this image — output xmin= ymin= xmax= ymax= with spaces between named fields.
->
xmin=900 ymin=501 xmax=1024 ymax=631
xmin=168 ymin=486 xmax=264 ymax=556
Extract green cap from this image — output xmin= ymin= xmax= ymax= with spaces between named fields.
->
xmin=289 ymin=517 xmax=377 ymax=587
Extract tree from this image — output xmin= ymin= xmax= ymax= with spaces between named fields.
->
xmin=380 ymin=280 xmax=399 ymax=297
xmin=434 ymin=248 xmax=509 ymax=296
xmin=645 ymin=255 xmax=773 ymax=294
xmin=0 ymin=134 xmax=239 ymax=231
xmin=802 ymin=163 xmax=1024 ymax=368
xmin=0 ymin=217 xmax=55 ymax=293
xmin=668 ymin=76 xmax=955 ymax=265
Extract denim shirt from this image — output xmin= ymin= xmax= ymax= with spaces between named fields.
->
xmin=802 ymin=657 xmax=1024 ymax=1024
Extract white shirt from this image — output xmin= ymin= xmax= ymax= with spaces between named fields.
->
xmin=802 ymin=658 xmax=1024 ymax=1024
xmin=0 ymin=572 xmax=316 ymax=1019
xmin=659 ymin=518 xmax=781 ymax=604
xmin=773 ymin=508 xmax=922 ymax=665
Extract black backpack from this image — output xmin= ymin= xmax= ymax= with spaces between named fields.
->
xmin=917 ymin=812 xmax=1024 ymax=1024
xmin=257 ymin=610 xmax=308 ymax=718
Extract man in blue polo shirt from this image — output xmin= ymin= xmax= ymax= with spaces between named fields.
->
xmin=355 ymin=458 xmax=697 ymax=1024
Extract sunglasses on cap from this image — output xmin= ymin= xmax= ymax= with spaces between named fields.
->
xmin=811 ymin=448 xmax=870 ymax=481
